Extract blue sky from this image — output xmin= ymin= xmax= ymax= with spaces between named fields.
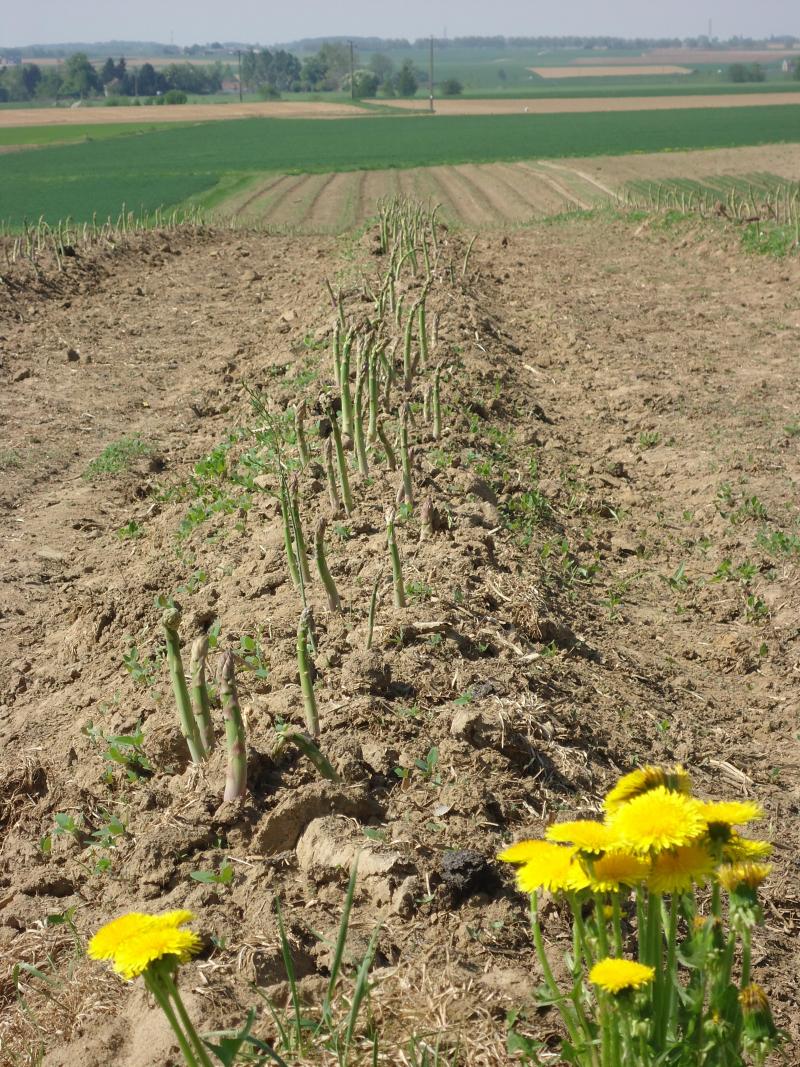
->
xmin=5 ymin=0 xmax=799 ymax=48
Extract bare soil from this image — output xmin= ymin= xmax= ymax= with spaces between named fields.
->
xmin=1 ymin=211 xmax=800 ymax=1066
xmin=530 ymin=65 xmax=692 ymax=78
xmin=375 ymin=93 xmax=800 ymax=114
xmin=0 ymin=100 xmax=365 ymax=128
xmin=211 ymin=146 xmax=800 ymax=232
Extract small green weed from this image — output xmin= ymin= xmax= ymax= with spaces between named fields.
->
xmin=84 ymin=436 xmax=151 ymax=480
xmin=116 ymin=520 xmax=144 ymax=541
xmin=638 ymin=430 xmax=660 ymax=450
xmin=122 ymin=643 xmax=161 ymax=688
xmin=190 ymin=859 xmax=235 ymax=887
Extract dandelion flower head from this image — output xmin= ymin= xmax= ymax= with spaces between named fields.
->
xmin=589 ymin=958 xmax=655 ymax=994
xmin=585 ymin=851 xmax=651 ymax=892
xmin=647 ymin=843 xmax=715 ymax=895
xmin=700 ymin=800 xmax=763 ymax=828
xmin=89 ymin=910 xmax=201 ymax=980
xmin=717 ymin=862 xmax=772 ymax=893
xmin=499 ymin=840 xmax=581 ymax=894
xmin=603 ymin=764 xmax=691 ymax=815
xmin=546 ymin=820 xmax=613 ymax=853
xmin=607 ymin=786 xmax=706 ymax=854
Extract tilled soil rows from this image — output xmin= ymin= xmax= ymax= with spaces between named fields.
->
xmin=1 ymin=210 xmax=799 ymax=1066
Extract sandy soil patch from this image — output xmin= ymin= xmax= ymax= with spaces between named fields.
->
xmin=375 ymin=92 xmax=800 ymax=115
xmin=531 ymin=65 xmax=692 ymax=78
xmin=0 ymin=100 xmax=365 ymax=128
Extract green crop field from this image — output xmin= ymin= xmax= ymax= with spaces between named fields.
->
xmin=2 ymin=106 xmax=800 ymax=227
xmin=0 ymin=121 xmax=188 ymax=147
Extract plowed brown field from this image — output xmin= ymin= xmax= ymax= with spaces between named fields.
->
xmin=209 ymin=144 xmax=800 ymax=233
xmin=1 ymin=203 xmax=799 ymax=1066
xmin=373 ymin=92 xmax=800 ymax=115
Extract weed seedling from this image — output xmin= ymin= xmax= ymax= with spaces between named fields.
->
xmin=190 ymin=859 xmax=235 ymax=887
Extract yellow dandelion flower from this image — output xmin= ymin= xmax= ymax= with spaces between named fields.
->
xmin=607 ymin=786 xmax=706 ymax=854
xmin=500 ymin=840 xmax=580 ymax=894
xmin=647 ymin=843 xmax=715 ymax=894
xmin=586 ymin=851 xmax=651 ymax=892
xmin=717 ymin=863 xmax=772 ymax=893
xmin=740 ymin=984 xmax=770 ymax=1016
xmin=604 ymin=764 xmax=691 ymax=815
xmin=589 ymin=958 xmax=655 ymax=995
xmin=89 ymin=910 xmax=201 ymax=980
xmin=546 ymin=820 xmax=612 ymax=852
xmin=723 ymin=834 xmax=772 ymax=862
xmin=498 ymin=839 xmax=551 ymax=865
xmin=700 ymin=800 xmax=763 ymax=828
xmin=519 ymin=856 xmax=589 ymax=894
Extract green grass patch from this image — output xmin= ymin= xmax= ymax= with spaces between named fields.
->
xmin=4 ymin=105 xmax=800 ymax=227
xmin=83 ymin=436 xmax=152 ymax=480
xmin=0 ymin=121 xmax=188 ymax=147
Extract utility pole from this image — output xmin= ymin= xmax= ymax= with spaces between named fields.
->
xmin=429 ymin=36 xmax=434 ymax=112
xmin=349 ymin=40 xmax=355 ymax=101
xmin=237 ymin=49 xmax=243 ymax=102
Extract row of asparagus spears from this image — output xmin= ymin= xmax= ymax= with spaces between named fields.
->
xmin=162 ymin=198 xmax=452 ymax=803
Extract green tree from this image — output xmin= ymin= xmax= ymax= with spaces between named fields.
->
xmin=395 ymin=59 xmax=418 ymax=97
xmin=100 ymin=57 xmax=117 ymax=85
xmin=441 ymin=77 xmax=463 ymax=96
xmin=63 ymin=52 xmax=100 ymax=97
xmin=347 ymin=69 xmax=379 ymax=98
xmin=369 ymin=52 xmax=394 ymax=85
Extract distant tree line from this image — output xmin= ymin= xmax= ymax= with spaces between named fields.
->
xmin=727 ymin=63 xmax=767 ymax=83
xmin=0 ymin=53 xmax=229 ymax=102
xmin=238 ymin=43 xmax=424 ymax=98
xmin=269 ymin=33 xmax=800 ymax=52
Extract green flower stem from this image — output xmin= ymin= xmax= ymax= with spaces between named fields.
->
xmin=529 ymin=895 xmax=584 ymax=1052
xmin=662 ymin=895 xmax=680 ymax=1043
xmin=593 ymin=892 xmax=609 ymax=958
xmin=219 ymin=650 xmax=247 ymax=803
xmin=162 ymin=608 xmax=206 ymax=765
xmin=159 ymin=967 xmax=215 ymax=1067
xmin=144 ymin=969 xmax=202 ymax=1067
xmin=568 ymin=893 xmax=595 ymax=971
xmin=636 ymin=891 xmax=646 ymax=964
xmin=646 ymin=892 xmax=664 ymax=1045
xmin=740 ymin=930 xmax=752 ymax=989
xmin=611 ymin=894 xmax=624 ymax=956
